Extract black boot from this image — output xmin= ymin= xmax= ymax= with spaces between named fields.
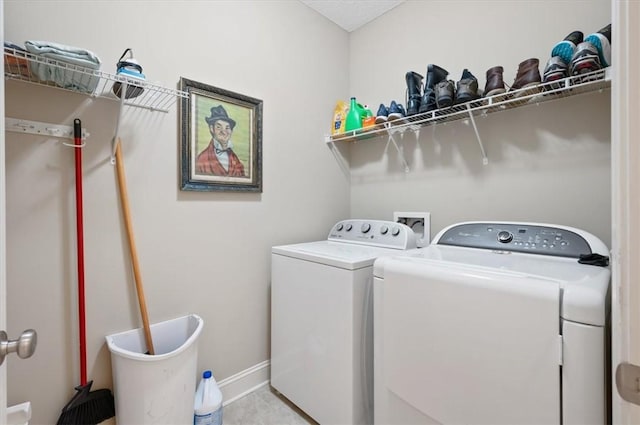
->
xmin=418 ymin=64 xmax=449 ymax=114
xmin=405 ymin=71 xmax=423 ymax=116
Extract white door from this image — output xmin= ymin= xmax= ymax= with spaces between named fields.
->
xmin=611 ymin=1 xmax=640 ymax=423
xmin=1 ymin=0 xmax=7 ymax=421
xmin=0 ymin=4 xmax=36 ymax=422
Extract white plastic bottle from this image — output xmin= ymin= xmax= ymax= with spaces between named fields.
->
xmin=194 ymin=370 xmax=223 ymax=425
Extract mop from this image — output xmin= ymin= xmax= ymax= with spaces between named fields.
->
xmin=56 ymin=119 xmax=116 ymax=425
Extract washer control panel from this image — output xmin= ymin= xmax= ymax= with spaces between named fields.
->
xmin=328 ymin=219 xmax=417 ymax=249
xmin=436 ymin=222 xmax=593 ymax=258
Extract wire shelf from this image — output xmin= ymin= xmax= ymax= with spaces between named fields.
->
xmin=327 ymin=67 xmax=612 ymax=144
xmin=4 ymin=46 xmax=187 ymax=113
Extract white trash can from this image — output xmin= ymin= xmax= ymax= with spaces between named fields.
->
xmin=105 ymin=314 xmax=204 ymax=424
xmin=7 ymin=402 xmax=31 ymax=425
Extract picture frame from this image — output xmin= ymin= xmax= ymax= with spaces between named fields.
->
xmin=179 ymin=77 xmax=263 ymax=192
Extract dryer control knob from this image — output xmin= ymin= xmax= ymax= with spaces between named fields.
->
xmin=497 ymin=231 xmax=513 ymax=243
xmin=380 ymin=225 xmax=389 ymax=235
xmin=361 ymin=223 xmax=371 ymax=233
xmin=391 ymin=226 xmax=401 ymax=236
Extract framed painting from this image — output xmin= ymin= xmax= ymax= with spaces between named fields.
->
xmin=179 ymin=77 xmax=263 ymax=192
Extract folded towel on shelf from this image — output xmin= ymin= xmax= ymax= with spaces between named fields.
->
xmin=4 ymin=41 xmax=31 ymax=78
xmin=24 ymin=40 xmax=102 ymax=94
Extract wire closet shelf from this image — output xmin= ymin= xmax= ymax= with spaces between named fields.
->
xmin=327 ymin=67 xmax=612 ymax=144
xmin=4 ymin=46 xmax=188 ymax=113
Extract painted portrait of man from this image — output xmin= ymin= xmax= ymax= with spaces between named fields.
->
xmin=196 ymin=105 xmax=246 ymax=177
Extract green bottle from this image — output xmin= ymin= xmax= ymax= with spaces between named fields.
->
xmin=345 ymin=97 xmax=362 ymax=132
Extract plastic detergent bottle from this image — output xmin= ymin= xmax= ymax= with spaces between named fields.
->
xmin=331 ymin=100 xmax=349 ymax=135
xmin=194 ymin=370 xmax=223 ymax=425
xmin=345 ymin=97 xmax=362 ymax=132
xmin=361 ymin=104 xmax=375 ymax=128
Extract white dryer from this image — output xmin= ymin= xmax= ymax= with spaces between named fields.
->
xmin=271 ymin=219 xmax=417 ymax=425
xmin=374 ymin=221 xmax=611 ymax=425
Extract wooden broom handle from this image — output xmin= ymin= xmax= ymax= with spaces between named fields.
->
xmin=115 ymin=139 xmax=155 ymax=355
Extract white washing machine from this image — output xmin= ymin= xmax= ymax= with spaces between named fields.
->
xmin=271 ymin=219 xmax=417 ymax=425
xmin=373 ymin=221 xmax=611 ymax=425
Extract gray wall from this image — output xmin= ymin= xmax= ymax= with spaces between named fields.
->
xmin=348 ymin=0 xmax=611 ymax=245
xmin=4 ymin=2 xmax=349 ymax=424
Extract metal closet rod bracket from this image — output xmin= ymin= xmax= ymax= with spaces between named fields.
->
xmin=6 ymin=117 xmax=90 ymax=142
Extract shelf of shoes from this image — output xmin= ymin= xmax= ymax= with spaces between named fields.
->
xmin=325 ymin=67 xmax=611 ymax=167
xmin=3 ymin=45 xmax=187 ymax=113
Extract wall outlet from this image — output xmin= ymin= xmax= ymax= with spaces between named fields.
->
xmin=393 ymin=212 xmax=431 ymax=248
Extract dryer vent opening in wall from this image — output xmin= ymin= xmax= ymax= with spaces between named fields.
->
xmin=394 ymin=212 xmax=431 ymax=248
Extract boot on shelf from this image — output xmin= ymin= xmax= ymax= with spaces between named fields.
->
xmin=510 ymin=58 xmax=542 ymax=92
xmin=418 ymin=64 xmax=448 ymax=114
xmin=435 ymin=80 xmax=455 ymax=109
xmin=454 ymin=69 xmax=480 ymax=104
xmin=484 ymin=66 xmax=506 ymax=97
xmin=405 ymin=71 xmax=424 ymax=116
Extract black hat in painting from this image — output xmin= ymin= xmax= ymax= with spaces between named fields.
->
xmin=205 ymin=105 xmax=236 ymax=129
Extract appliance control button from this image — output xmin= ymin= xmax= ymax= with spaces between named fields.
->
xmin=336 ymin=223 xmax=344 ymax=231
xmin=380 ymin=225 xmax=389 ymax=235
xmin=345 ymin=224 xmax=353 ymax=231
xmin=361 ymin=223 xmax=371 ymax=233
xmin=497 ymin=231 xmax=513 ymax=243
xmin=391 ymin=226 xmax=401 ymax=236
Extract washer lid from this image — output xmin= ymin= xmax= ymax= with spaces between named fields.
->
xmin=374 ymin=244 xmax=610 ymax=326
xmin=272 ymin=240 xmax=412 ymax=270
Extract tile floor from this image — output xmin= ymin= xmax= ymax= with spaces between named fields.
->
xmin=223 ymin=384 xmax=317 ymax=425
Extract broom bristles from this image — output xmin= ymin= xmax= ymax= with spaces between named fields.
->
xmin=56 ymin=382 xmax=115 ymax=425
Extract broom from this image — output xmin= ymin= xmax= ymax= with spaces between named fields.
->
xmin=57 ymin=119 xmax=116 ymax=425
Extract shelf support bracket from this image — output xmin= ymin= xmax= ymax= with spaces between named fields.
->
xmin=385 ymin=124 xmax=410 ymax=172
xmin=325 ymin=137 xmax=351 ymax=182
xmin=466 ymin=103 xmax=489 ymax=165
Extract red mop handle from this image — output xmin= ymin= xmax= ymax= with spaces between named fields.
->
xmin=73 ymin=118 xmax=87 ymax=386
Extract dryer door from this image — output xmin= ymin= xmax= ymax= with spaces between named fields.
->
xmin=380 ymin=258 xmax=561 ymax=425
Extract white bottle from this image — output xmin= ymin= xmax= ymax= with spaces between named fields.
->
xmin=194 ymin=370 xmax=223 ymax=425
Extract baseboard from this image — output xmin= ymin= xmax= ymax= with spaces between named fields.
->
xmin=218 ymin=360 xmax=270 ymax=406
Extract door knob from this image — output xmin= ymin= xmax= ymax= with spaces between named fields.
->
xmin=0 ymin=329 xmax=37 ymax=366
xmin=616 ymin=362 xmax=640 ymax=405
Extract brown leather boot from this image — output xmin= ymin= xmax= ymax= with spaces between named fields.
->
xmin=484 ymin=66 xmax=506 ymax=97
xmin=511 ymin=58 xmax=542 ymax=90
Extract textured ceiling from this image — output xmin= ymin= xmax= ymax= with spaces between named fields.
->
xmin=300 ymin=0 xmax=405 ymax=32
